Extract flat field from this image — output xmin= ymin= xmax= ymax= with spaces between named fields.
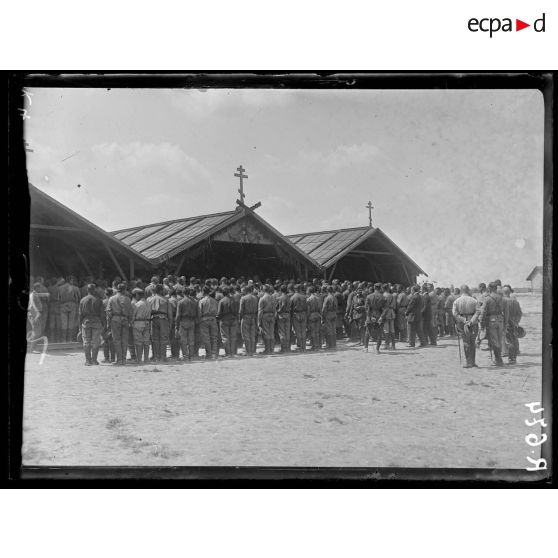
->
xmin=22 ymin=294 xmax=544 ymax=469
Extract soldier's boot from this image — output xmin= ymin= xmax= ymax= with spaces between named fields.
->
xmin=390 ymin=334 xmax=396 ymax=350
xmin=134 ymin=344 xmax=143 ymax=364
xmin=142 ymin=345 xmax=149 ymax=364
xmin=152 ymin=342 xmax=160 ymax=362
xmin=376 ymin=337 xmax=382 ymax=354
xmin=84 ymin=346 xmax=92 ymax=366
xmin=91 ymin=346 xmax=100 ymax=365
xmin=161 ymin=343 xmax=168 ymax=362
xmin=493 ymin=348 xmax=504 ymax=366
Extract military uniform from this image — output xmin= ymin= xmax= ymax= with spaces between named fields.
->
xmin=27 ymin=290 xmax=44 ymax=346
xmin=452 ymin=294 xmax=480 ymax=368
xmin=307 ymin=293 xmax=322 ymax=350
xmin=47 ymin=282 xmax=62 ymax=342
xmin=381 ymin=291 xmax=397 ymax=349
xmin=147 ymin=293 xmax=173 ymax=361
xmin=239 ymin=292 xmax=258 ymax=356
xmin=275 ymin=292 xmax=292 ymax=352
xmin=217 ymin=295 xmax=238 ymax=356
xmin=405 ymin=291 xmax=424 ymax=347
xmin=106 ymin=291 xmax=133 ymax=365
xmin=78 ymin=292 xmax=105 ymax=365
xmin=321 ymin=293 xmax=338 ymax=349
xmin=348 ymin=292 xmax=366 ymax=344
xmin=258 ymin=292 xmax=276 ymax=354
xmin=444 ymin=293 xmax=457 ymax=336
xmin=504 ymin=296 xmax=522 ymax=363
xmin=198 ymin=295 xmax=219 ymax=358
xmin=364 ymin=291 xmax=385 ymax=352
xmin=290 ymin=291 xmax=308 ymax=351
xmin=396 ymin=291 xmax=408 ymax=341
xmin=175 ymin=294 xmax=199 ymax=360
xmin=479 ymin=292 xmax=505 ymax=365
xmin=131 ymin=296 xmax=152 ymax=363
xmin=59 ymin=281 xmax=81 ymax=342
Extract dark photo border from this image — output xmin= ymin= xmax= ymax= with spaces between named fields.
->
xmin=6 ymin=71 xmax=555 ymax=486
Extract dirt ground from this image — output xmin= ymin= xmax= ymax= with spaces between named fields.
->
xmin=22 ymin=294 xmax=543 ymax=469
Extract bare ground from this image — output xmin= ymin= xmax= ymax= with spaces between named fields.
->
xmin=22 ymin=294 xmax=543 ymax=468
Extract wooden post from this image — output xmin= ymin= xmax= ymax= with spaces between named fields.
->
xmin=175 ymin=253 xmax=187 ymax=276
xmin=104 ymin=243 xmax=127 ymax=281
xmin=328 ymin=261 xmax=338 ymax=282
xmin=129 ymin=257 xmax=135 ymax=280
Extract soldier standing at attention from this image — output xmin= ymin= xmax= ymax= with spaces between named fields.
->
xmin=321 ymin=286 xmax=338 ymax=350
xmin=444 ymin=287 xmax=458 ymax=336
xmin=479 ymin=282 xmax=505 ymax=366
xmin=106 ymin=283 xmax=133 ymax=366
xmin=217 ymin=286 xmax=238 ymax=357
xmin=290 ymin=284 xmax=308 ymax=352
xmin=395 ymin=284 xmax=408 ymax=342
xmin=198 ymin=285 xmax=219 ymax=359
xmin=420 ymin=284 xmax=435 ymax=346
xmin=452 ymin=284 xmax=481 ymax=368
xmin=364 ymin=283 xmax=385 ymax=353
xmin=381 ymin=283 xmax=397 ymax=350
xmin=47 ymin=277 xmax=63 ymax=343
xmin=258 ymin=284 xmax=276 ymax=355
xmin=59 ymin=276 xmax=82 ymax=342
xmin=78 ymin=283 xmax=105 ymax=366
xmin=333 ymin=283 xmax=345 ymax=340
xmin=502 ymin=286 xmax=522 ymax=364
xmin=175 ymin=287 xmax=199 ymax=361
xmin=275 ymin=284 xmax=292 ymax=353
xmin=131 ymin=288 xmax=152 ymax=364
xmin=148 ymin=284 xmax=174 ymax=362
xmin=306 ymin=286 xmax=322 ymax=351
xmin=436 ymin=287 xmax=446 ymax=337
xmin=239 ymin=285 xmax=258 ymax=356
xmin=427 ymin=283 xmax=438 ymax=345
xmin=167 ymin=287 xmax=181 ymax=359
xmin=405 ymin=285 xmax=424 ymax=348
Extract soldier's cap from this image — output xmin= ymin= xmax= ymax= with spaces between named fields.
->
xmin=132 ymin=287 xmax=144 ymax=295
xmin=358 ymin=282 xmax=366 ymax=288
xmin=374 ymin=282 xmax=382 ymax=289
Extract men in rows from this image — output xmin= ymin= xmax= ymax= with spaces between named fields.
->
xmin=78 ymin=283 xmax=106 ymax=366
xmin=452 ymin=284 xmax=480 ymax=368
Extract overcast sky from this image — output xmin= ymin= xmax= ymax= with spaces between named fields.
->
xmin=26 ymin=87 xmax=544 ymax=286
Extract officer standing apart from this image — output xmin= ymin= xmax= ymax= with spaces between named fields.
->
xmin=452 ymin=284 xmax=481 ymax=368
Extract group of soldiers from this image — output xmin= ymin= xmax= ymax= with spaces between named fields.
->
xmin=27 ymin=274 xmax=522 ymax=368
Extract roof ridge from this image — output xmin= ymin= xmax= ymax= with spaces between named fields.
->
xmin=287 ymin=225 xmax=371 ymax=237
xmin=111 ymin=208 xmax=239 ymax=234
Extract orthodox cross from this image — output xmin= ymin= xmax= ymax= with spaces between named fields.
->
xmin=366 ymin=201 xmax=374 ymax=227
xmin=234 ymin=165 xmax=248 ymax=204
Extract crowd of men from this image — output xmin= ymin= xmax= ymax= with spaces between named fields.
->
xmin=27 ymin=274 xmax=523 ymax=368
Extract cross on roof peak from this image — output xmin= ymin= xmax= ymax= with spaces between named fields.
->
xmin=234 ymin=165 xmax=248 ymax=204
xmin=366 ymin=201 xmax=374 ymax=227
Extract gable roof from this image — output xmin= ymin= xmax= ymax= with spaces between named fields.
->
xmin=29 ymin=183 xmax=152 ymax=266
xmin=526 ymin=266 xmax=543 ymax=281
xmin=287 ymin=226 xmax=426 ymax=275
xmin=111 ymin=205 xmax=321 ymax=268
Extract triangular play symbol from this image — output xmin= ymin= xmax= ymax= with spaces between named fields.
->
xmin=516 ymin=19 xmax=530 ymax=31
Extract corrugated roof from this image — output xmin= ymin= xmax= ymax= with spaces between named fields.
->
xmin=287 ymin=227 xmax=371 ymax=266
xmin=287 ymin=226 xmax=426 ymax=275
xmin=526 ymin=266 xmax=543 ymax=281
xmin=111 ymin=207 xmax=321 ymax=268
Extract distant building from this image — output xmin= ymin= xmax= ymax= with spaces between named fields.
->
xmin=526 ymin=266 xmax=543 ymax=292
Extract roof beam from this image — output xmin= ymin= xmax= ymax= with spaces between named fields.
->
xmin=31 ymin=224 xmax=84 ymax=232
xmin=350 ymin=249 xmax=392 ymax=255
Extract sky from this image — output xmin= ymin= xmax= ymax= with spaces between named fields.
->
xmin=25 ymin=87 xmax=544 ymax=287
